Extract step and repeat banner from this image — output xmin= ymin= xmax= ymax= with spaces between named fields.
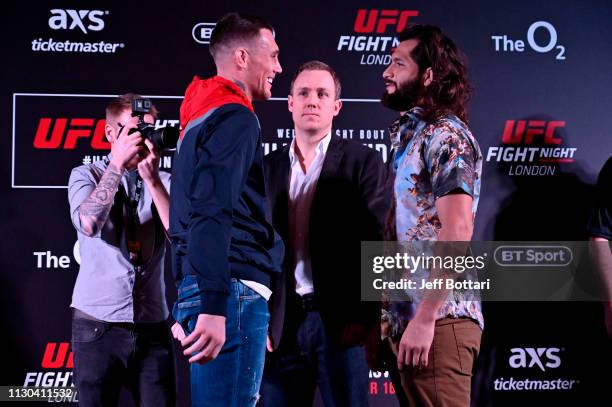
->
xmin=1 ymin=1 xmax=610 ymax=406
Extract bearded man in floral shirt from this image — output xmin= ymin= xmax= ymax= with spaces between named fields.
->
xmin=380 ymin=24 xmax=483 ymax=407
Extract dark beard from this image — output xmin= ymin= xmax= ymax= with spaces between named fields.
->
xmin=381 ymin=78 xmax=422 ymax=111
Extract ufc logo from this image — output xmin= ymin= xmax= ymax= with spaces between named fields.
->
xmin=509 ymin=347 xmax=561 ymax=371
xmin=41 ymin=343 xmax=74 ymax=369
xmin=48 ymin=9 xmax=106 ymax=34
xmin=502 ymin=120 xmax=564 ymax=144
xmin=33 ymin=118 xmax=110 ymax=150
xmin=354 ymin=9 xmax=419 ymax=34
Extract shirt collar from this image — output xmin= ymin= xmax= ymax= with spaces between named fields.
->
xmin=289 ymin=131 xmax=332 ymax=167
xmin=389 ymin=107 xmax=424 ymax=150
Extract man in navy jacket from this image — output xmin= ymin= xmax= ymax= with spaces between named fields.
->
xmin=169 ymin=12 xmax=284 ymax=406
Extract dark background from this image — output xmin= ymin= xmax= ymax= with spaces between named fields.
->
xmin=1 ymin=1 xmax=610 ymax=406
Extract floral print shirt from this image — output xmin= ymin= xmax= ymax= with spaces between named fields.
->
xmin=383 ymin=107 xmax=484 ymax=339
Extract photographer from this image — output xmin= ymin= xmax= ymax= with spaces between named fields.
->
xmin=68 ymin=93 xmax=174 ymax=406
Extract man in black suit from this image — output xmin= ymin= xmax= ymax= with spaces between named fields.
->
xmin=260 ymin=61 xmax=387 ymax=406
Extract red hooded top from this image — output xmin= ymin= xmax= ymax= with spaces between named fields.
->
xmin=179 ymin=75 xmax=254 ymax=140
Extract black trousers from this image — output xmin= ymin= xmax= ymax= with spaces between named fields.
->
xmin=71 ymin=314 xmax=175 ymax=407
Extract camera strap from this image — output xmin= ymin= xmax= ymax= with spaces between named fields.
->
xmin=125 ymin=171 xmax=144 ymax=270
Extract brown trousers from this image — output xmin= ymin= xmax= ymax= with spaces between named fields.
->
xmin=394 ymin=318 xmax=481 ymax=407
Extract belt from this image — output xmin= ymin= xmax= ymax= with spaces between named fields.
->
xmin=296 ymin=293 xmax=318 ymax=312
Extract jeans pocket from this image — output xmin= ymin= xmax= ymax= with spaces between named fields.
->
xmin=173 ymin=274 xmax=204 ymax=335
xmin=173 ymin=300 xmax=201 ymax=337
xmin=238 ymin=281 xmax=263 ymax=301
xmin=239 ymin=292 xmax=262 ymax=301
xmin=177 ymin=275 xmax=200 ymax=300
xmin=72 ymin=318 xmax=108 ymax=343
xmin=177 ymin=300 xmax=202 ymax=309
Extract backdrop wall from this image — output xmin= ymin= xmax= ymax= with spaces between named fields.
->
xmin=2 ymin=1 xmax=610 ymax=406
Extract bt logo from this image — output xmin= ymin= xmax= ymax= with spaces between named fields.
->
xmin=193 ymin=23 xmax=216 ymax=44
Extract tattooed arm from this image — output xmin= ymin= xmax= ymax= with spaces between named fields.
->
xmin=78 ymin=163 xmax=123 ymax=237
xmin=70 ymin=127 xmax=143 ymax=237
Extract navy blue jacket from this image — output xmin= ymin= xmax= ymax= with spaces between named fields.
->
xmin=170 ymin=103 xmax=284 ymax=317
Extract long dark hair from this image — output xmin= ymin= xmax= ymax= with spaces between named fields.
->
xmin=401 ymin=24 xmax=472 ymax=123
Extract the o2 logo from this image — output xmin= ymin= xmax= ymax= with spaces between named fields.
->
xmin=491 ymin=21 xmax=566 ymax=61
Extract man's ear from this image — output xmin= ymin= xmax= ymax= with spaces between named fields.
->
xmin=105 ymin=122 xmax=116 ymax=143
xmin=422 ymin=67 xmax=434 ymax=87
xmin=234 ymin=47 xmax=249 ymax=70
xmin=288 ymin=94 xmax=294 ymax=113
xmin=333 ymin=99 xmax=342 ymax=117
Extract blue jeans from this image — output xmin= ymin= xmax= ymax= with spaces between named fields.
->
xmin=71 ymin=314 xmax=175 ymax=407
xmin=260 ymin=311 xmax=369 ymax=407
xmin=173 ymin=276 xmax=270 ymax=407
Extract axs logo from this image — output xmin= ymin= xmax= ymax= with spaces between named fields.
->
xmin=48 ymin=9 xmax=108 ymax=34
xmin=509 ymin=347 xmax=561 ymax=372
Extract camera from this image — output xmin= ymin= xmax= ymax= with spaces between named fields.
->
xmin=128 ymin=98 xmax=179 ymax=151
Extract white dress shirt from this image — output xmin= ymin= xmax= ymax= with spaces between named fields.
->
xmin=288 ymin=132 xmax=332 ymax=296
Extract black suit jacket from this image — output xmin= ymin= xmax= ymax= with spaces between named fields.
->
xmin=264 ymin=136 xmax=388 ymax=349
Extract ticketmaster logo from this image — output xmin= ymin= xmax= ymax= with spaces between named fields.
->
xmin=30 ymin=9 xmax=125 ymax=54
xmin=31 ymin=38 xmax=124 ymax=53
xmin=494 ymin=377 xmax=578 ymax=391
